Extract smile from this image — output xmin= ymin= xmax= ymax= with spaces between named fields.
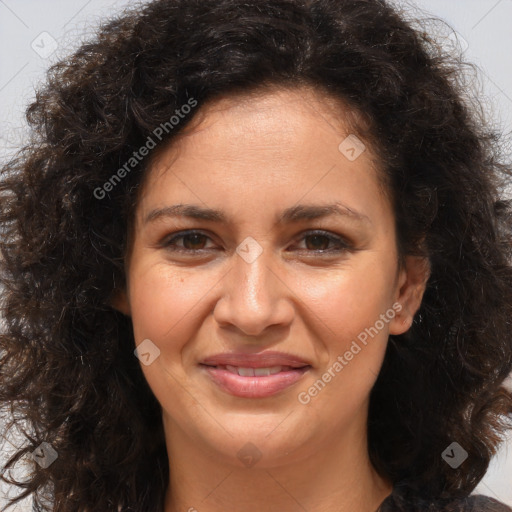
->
xmin=218 ymin=364 xmax=296 ymax=376
xmin=200 ymin=364 xmax=311 ymax=398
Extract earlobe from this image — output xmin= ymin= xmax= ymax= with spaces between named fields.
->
xmin=109 ymin=289 xmax=131 ymax=316
xmin=389 ymin=255 xmax=430 ymax=335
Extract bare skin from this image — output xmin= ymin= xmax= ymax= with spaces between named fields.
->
xmin=112 ymin=86 xmax=430 ymax=512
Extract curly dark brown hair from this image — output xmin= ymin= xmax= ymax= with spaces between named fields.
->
xmin=1 ymin=0 xmax=512 ymax=511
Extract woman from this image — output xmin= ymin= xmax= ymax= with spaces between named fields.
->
xmin=1 ymin=0 xmax=511 ymax=511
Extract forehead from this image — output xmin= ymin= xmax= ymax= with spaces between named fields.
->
xmin=135 ymin=86 xmax=389 ymax=223
xmin=145 ymin=86 xmax=380 ymax=177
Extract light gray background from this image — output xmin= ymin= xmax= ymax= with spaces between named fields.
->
xmin=1 ymin=0 xmax=511 ymax=510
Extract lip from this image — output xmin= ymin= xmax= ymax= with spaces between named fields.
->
xmin=200 ymin=351 xmax=312 ymax=398
xmin=201 ymin=365 xmax=311 ymax=398
xmin=201 ymin=351 xmax=311 ymax=369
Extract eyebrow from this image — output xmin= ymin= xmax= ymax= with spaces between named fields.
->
xmin=144 ymin=202 xmax=371 ymax=226
xmin=278 ymin=203 xmax=371 ymax=225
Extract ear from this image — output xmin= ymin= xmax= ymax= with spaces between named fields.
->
xmin=389 ymin=255 xmax=430 ymax=335
xmin=109 ymin=288 xmax=131 ymax=316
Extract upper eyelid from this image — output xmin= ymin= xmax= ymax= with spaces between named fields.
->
xmin=163 ymin=230 xmax=215 ymax=247
xmin=295 ymin=230 xmax=347 ymax=243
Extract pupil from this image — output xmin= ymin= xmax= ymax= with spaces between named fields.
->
xmin=184 ymin=234 xmax=205 ymax=249
xmin=306 ymin=235 xmax=328 ymax=250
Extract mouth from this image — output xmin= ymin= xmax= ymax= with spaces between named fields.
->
xmin=199 ymin=363 xmax=312 ymax=398
xmin=202 ymin=363 xmax=309 ymax=376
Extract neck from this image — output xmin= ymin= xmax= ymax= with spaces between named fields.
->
xmin=162 ymin=413 xmax=392 ymax=512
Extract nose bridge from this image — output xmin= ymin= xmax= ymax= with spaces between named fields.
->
xmin=232 ymin=245 xmax=274 ymax=312
xmin=214 ymin=239 xmax=293 ymax=335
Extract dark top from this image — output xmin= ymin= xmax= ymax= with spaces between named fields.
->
xmin=29 ymin=490 xmax=512 ymax=511
xmin=379 ymin=490 xmax=512 ymax=511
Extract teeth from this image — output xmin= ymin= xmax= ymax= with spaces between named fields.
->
xmin=254 ymin=367 xmax=271 ymax=376
xmin=255 ymin=366 xmax=283 ymax=376
xmin=238 ymin=367 xmax=255 ymax=377
xmin=224 ymin=365 xmax=284 ymax=376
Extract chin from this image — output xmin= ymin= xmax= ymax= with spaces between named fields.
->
xmin=196 ymin=420 xmax=317 ymax=469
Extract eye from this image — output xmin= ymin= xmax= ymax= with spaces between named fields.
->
xmin=162 ymin=230 xmax=217 ymax=252
xmin=160 ymin=229 xmax=352 ymax=256
xmin=292 ymin=230 xmax=351 ymax=254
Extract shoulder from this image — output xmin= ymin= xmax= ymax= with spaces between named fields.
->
xmin=380 ymin=492 xmax=512 ymax=511
xmin=462 ymin=495 xmax=512 ymax=512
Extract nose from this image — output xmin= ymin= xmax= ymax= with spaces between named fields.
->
xmin=213 ymin=244 xmax=295 ymax=337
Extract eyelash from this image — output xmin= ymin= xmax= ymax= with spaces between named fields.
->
xmin=161 ymin=229 xmax=352 ymax=255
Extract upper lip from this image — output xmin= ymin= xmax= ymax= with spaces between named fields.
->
xmin=201 ymin=351 xmax=311 ymax=369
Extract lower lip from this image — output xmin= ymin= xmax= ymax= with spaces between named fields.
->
xmin=201 ymin=365 xmax=311 ymax=398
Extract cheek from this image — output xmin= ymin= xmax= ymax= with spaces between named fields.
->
xmin=296 ymin=264 xmax=395 ymax=344
xmin=296 ymin=273 xmax=392 ymax=416
xmin=128 ymin=262 xmax=216 ymax=345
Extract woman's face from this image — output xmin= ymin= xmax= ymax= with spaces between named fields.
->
xmin=114 ymin=87 xmax=428 ymax=468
